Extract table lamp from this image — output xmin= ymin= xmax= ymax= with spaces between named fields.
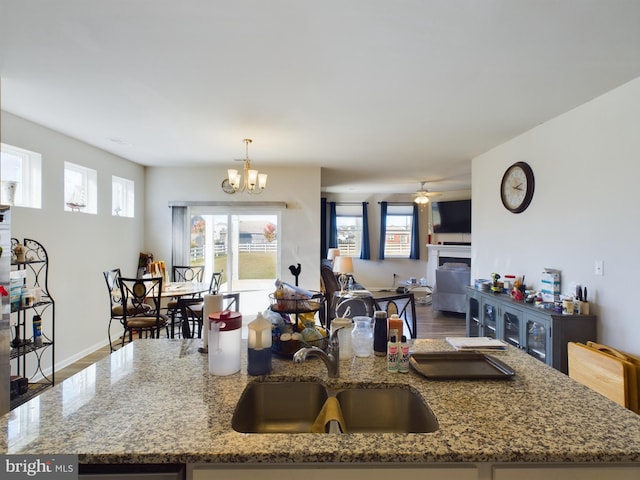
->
xmin=333 ymin=256 xmax=354 ymax=295
xmin=327 ymin=248 xmax=341 ymax=263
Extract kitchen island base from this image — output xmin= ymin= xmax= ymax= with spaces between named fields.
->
xmin=189 ymin=464 xmax=640 ymax=480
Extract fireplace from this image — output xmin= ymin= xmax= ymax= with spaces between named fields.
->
xmin=426 ymin=244 xmax=472 ymax=287
xmin=439 ymin=256 xmax=471 ymax=267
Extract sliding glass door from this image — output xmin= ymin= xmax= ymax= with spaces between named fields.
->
xmin=189 ymin=207 xmax=280 ymax=313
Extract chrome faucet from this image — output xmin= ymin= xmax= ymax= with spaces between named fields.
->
xmin=293 ymin=327 xmax=342 ymax=378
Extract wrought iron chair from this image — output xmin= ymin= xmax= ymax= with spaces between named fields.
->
xmin=166 ymin=265 xmax=206 ymax=336
xmin=207 ymin=271 xmax=223 ymax=294
xmin=172 ymin=265 xmax=205 ymax=283
xmin=118 ymin=276 xmax=169 ymax=345
xmin=103 ymin=268 xmax=153 ymax=351
xmin=173 ymin=270 xmax=224 ymax=338
xmin=179 ymin=292 xmax=240 ymax=338
xmin=103 ymin=268 xmax=124 ymax=352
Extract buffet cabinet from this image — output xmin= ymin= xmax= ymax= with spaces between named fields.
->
xmin=465 ymin=287 xmax=596 ymax=374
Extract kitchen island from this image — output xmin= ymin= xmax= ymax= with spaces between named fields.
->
xmin=1 ymin=338 xmax=639 ymax=479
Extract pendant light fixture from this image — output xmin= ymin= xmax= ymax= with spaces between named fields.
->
xmin=223 ymin=138 xmax=267 ymax=194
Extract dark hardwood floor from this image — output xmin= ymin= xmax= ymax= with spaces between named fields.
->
xmin=415 ymin=302 xmax=467 ymax=340
xmin=53 ymin=303 xmax=466 ymax=384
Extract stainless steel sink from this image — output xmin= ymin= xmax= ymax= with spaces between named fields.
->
xmin=232 ymin=381 xmax=439 ymax=434
xmin=231 ymin=381 xmax=328 ymax=433
xmin=335 ymin=386 xmax=439 ymax=433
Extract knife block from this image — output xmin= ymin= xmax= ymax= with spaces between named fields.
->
xmin=574 ymin=300 xmax=589 ymax=315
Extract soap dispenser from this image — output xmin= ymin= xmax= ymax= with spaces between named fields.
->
xmin=247 ymin=312 xmax=272 ymax=375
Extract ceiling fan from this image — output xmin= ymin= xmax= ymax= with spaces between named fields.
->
xmin=413 ymin=181 xmax=441 ymax=205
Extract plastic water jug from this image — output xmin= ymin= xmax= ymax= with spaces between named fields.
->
xmin=208 ymin=310 xmax=242 ymax=375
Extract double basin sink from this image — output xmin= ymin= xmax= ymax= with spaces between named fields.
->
xmin=232 ymin=380 xmax=439 ymax=434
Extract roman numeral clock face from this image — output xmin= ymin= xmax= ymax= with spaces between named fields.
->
xmin=500 ymin=162 xmax=535 ymax=213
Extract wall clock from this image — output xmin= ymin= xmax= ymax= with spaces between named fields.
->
xmin=221 ymin=178 xmax=236 ymax=194
xmin=500 ymin=161 xmax=535 ymax=213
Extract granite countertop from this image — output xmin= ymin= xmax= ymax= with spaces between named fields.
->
xmin=1 ymin=338 xmax=640 ymax=466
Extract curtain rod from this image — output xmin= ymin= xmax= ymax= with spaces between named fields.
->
xmin=377 ymin=201 xmax=414 ymax=205
xmin=169 ymin=201 xmax=287 ymax=208
xmin=333 ymin=202 xmax=369 ymax=206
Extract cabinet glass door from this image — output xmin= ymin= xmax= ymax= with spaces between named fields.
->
xmin=526 ymin=319 xmax=547 ymax=363
xmin=482 ymin=303 xmax=497 ymax=338
xmin=467 ymin=297 xmax=480 ymax=336
xmin=502 ymin=311 xmax=521 ymax=348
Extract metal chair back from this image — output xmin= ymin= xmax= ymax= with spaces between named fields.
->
xmin=172 ymin=266 xmax=205 ymax=283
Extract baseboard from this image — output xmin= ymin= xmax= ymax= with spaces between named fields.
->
xmin=54 ymin=338 xmax=111 ymax=375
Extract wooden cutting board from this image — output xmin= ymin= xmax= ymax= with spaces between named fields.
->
xmin=586 ymin=341 xmax=640 ymax=413
xmin=568 ymin=342 xmax=629 ymax=409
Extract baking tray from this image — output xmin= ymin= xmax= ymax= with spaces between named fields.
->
xmin=409 ymin=352 xmax=515 ymax=380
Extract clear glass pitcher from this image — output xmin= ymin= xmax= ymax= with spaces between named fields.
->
xmin=351 ymin=316 xmax=373 ymax=357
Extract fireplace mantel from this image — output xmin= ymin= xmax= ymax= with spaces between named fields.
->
xmin=426 ymin=244 xmax=471 ymax=287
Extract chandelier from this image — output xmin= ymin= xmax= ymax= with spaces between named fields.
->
xmin=224 ymin=139 xmax=267 ymax=194
xmin=414 ymin=181 xmax=430 ymax=205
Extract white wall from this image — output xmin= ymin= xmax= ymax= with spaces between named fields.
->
xmin=1 ymin=111 xmax=146 ymax=371
xmin=472 ymin=76 xmax=640 ymax=356
xmin=144 ymin=165 xmax=322 ymax=294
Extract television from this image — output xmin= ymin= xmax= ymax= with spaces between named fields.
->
xmin=432 ymin=199 xmax=471 ymax=234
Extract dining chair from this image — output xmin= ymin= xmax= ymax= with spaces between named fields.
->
xmin=179 ymin=292 xmax=240 ymax=338
xmin=207 ymin=271 xmax=223 ymax=294
xmin=103 ymin=268 xmax=153 ymax=351
xmin=166 ymin=265 xmax=206 ymax=336
xmin=172 ymin=270 xmax=224 ymax=338
xmin=118 ymin=276 xmax=169 ymax=346
xmin=172 ymin=265 xmax=205 ymax=283
xmin=103 ymin=268 xmax=124 ymax=351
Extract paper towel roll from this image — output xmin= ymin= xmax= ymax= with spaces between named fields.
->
xmin=202 ymin=294 xmax=224 ymax=349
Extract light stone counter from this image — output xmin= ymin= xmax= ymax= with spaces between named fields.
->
xmin=1 ymin=339 xmax=639 ymax=468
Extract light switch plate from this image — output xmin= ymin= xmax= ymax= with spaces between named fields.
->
xmin=594 ymin=260 xmax=604 ymax=276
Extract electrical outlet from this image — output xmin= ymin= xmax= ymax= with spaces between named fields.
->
xmin=594 ymin=260 xmax=604 ymax=276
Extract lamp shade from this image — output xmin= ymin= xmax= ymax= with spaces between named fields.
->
xmin=333 ymin=256 xmax=354 ymax=274
xmin=327 ymin=248 xmax=341 ymax=261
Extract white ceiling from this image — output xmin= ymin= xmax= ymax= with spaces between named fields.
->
xmin=1 ymin=0 xmax=640 ymax=194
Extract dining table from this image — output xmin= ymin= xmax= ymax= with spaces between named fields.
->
xmin=160 ymin=281 xmax=210 ymax=298
xmin=159 ymin=281 xmax=210 ymax=337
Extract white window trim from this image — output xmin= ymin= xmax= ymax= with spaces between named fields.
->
xmin=0 ymin=143 xmax=42 ymax=208
xmin=64 ymin=161 xmax=97 ymax=214
xmin=384 ymin=205 xmax=413 ymax=258
xmin=112 ymin=175 xmax=135 ymax=217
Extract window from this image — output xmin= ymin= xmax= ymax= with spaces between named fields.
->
xmin=383 ymin=205 xmax=413 ymax=258
xmin=336 ymin=204 xmax=363 ymax=257
xmin=64 ymin=162 xmax=97 ymax=214
xmin=0 ymin=143 xmax=42 ymax=208
xmin=112 ymin=176 xmax=134 ymax=217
